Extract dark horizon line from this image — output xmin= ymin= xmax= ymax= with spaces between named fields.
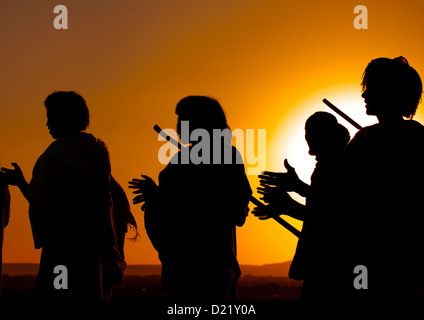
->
xmin=2 ymin=261 xmax=293 ymax=277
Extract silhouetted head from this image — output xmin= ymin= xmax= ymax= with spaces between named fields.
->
xmin=361 ymin=56 xmax=422 ymax=120
xmin=44 ymin=91 xmax=90 ymax=139
xmin=175 ymin=96 xmax=230 ymax=144
xmin=305 ymin=112 xmax=350 ymax=162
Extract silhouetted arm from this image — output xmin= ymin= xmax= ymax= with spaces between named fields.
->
xmin=0 ymin=163 xmax=29 ymax=200
xmin=253 ymin=186 xmax=307 ymax=221
xmin=129 ymin=175 xmax=164 ymax=251
xmin=128 ymin=175 xmax=159 ymax=210
xmin=0 ymin=183 xmax=10 ymax=228
xmin=258 ymin=159 xmax=310 ymax=197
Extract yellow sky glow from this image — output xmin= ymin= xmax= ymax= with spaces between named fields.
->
xmin=2 ymin=0 xmax=424 ymax=265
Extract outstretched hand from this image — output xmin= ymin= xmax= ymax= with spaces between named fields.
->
xmin=252 ymin=185 xmax=295 ymax=220
xmin=128 ymin=175 xmax=159 ymax=211
xmin=0 ymin=163 xmax=26 ymax=187
xmin=258 ymin=159 xmax=302 ymax=192
xmin=252 ymin=203 xmax=278 ymax=220
xmin=257 ymin=185 xmax=295 ymax=206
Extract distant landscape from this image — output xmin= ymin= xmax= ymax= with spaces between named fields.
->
xmin=1 ymin=262 xmax=302 ymax=300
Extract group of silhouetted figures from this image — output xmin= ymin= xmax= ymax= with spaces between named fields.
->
xmin=1 ymin=56 xmax=424 ymax=301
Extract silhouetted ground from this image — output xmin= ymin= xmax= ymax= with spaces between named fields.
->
xmin=1 ymin=274 xmax=302 ymax=301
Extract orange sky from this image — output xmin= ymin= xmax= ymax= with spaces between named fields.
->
xmin=2 ymin=0 xmax=424 ymax=265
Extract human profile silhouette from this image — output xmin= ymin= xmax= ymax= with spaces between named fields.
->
xmin=254 ymin=112 xmax=350 ymax=300
xmin=257 ymin=57 xmax=424 ymax=300
xmin=129 ymin=96 xmax=252 ymax=300
xmin=333 ymin=56 xmax=424 ymax=299
xmin=0 ymin=91 xmax=135 ymax=300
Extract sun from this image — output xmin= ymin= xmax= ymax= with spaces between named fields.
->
xmin=268 ymin=84 xmax=378 ymax=189
xmin=251 ymin=84 xmax=378 ymax=239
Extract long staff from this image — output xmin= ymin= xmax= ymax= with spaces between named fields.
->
xmin=153 ymin=125 xmax=301 ymax=238
xmin=323 ymin=99 xmax=363 ymax=130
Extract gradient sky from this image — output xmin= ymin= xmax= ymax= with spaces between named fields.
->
xmin=2 ymin=0 xmax=424 ymax=265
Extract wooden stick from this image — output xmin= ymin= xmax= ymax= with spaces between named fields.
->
xmin=323 ymin=99 xmax=363 ymax=130
xmin=154 ymin=125 xmax=185 ymax=150
xmin=154 ymin=124 xmax=300 ymax=238
xmin=249 ymin=196 xmax=300 ymax=238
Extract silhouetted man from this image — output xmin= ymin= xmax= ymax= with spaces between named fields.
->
xmin=130 ymin=96 xmax=252 ymax=300
xmin=0 ymin=91 xmax=128 ymax=300
xmin=258 ymin=57 xmax=424 ymax=300
xmin=254 ymin=112 xmax=350 ymax=300
xmin=333 ymin=57 xmax=424 ymax=299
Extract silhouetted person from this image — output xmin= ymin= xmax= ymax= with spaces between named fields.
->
xmin=254 ymin=112 xmax=350 ymax=300
xmin=0 ymin=91 xmax=132 ymax=300
xmin=261 ymin=57 xmax=424 ymax=300
xmin=0 ymin=181 xmax=10 ymax=299
xmin=130 ymin=96 xmax=252 ymax=300
xmin=332 ymin=56 xmax=424 ymax=299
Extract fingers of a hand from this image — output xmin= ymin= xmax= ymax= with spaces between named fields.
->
xmin=132 ymin=195 xmax=145 ymax=203
xmin=259 ymin=171 xmax=280 ymax=177
xmin=252 ymin=210 xmax=266 ymax=217
xmin=128 ymin=180 xmax=141 ymax=184
xmin=257 ymin=185 xmax=275 ymax=193
xmin=259 ymin=216 xmax=272 ymax=220
xmin=264 ymin=171 xmax=278 ymax=175
xmin=128 ymin=183 xmax=141 ymax=189
xmin=259 ymin=179 xmax=277 ymax=186
xmin=284 ymin=159 xmax=295 ymax=173
xmin=260 ymin=197 xmax=272 ymax=204
xmin=128 ymin=185 xmax=141 ymax=190
xmin=133 ymin=194 xmax=144 ymax=201
xmin=132 ymin=189 xmax=145 ymax=194
xmin=252 ymin=210 xmax=272 ymax=220
xmin=252 ymin=206 xmax=270 ymax=214
xmin=129 ymin=179 xmax=152 ymax=188
xmin=133 ymin=193 xmax=145 ymax=200
xmin=141 ymin=175 xmax=154 ymax=182
xmin=11 ymin=163 xmax=21 ymax=171
xmin=257 ymin=186 xmax=272 ymax=192
xmin=258 ymin=175 xmax=277 ymax=183
xmin=129 ymin=179 xmax=148 ymax=185
xmin=260 ymin=193 xmax=271 ymax=201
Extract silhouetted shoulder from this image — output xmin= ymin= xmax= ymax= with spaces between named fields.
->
xmin=404 ymin=119 xmax=424 ymax=135
xmin=341 ymin=125 xmax=378 ymax=159
xmin=348 ymin=123 xmax=379 ymax=143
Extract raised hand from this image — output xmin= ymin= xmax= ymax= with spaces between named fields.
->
xmin=252 ymin=203 xmax=278 ymax=220
xmin=0 ymin=163 xmax=26 ymax=187
xmin=128 ymin=175 xmax=159 ymax=211
xmin=252 ymin=185 xmax=295 ymax=220
xmin=258 ymin=185 xmax=294 ymax=206
xmin=258 ymin=159 xmax=302 ymax=192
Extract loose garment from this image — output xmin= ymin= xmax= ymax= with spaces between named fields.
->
xmin=333 ymin=120 xmax=424 ymax=299
xmin=145 ymin=145 xmax=252 ymax=300
xmin=27 ymin=133 xmax=124 ymax=299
